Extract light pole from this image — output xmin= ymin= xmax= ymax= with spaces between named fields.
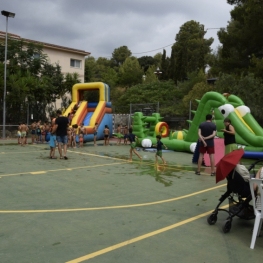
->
xmin=154 ymin=67 xmax=162 ymax=81
xmin=1 ymin=10 xmax=15 ymax=139
xmin=25 ymin=97 xmax=29 ymax=125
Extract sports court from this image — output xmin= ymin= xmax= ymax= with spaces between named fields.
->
xmin=0 ymin=140 xmax=262 ymax=263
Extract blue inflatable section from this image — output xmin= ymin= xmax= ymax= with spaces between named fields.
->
xmin=87 ymin=102 xmax=112 ymax=108
xmin=243 ymin=151 xmax=263 ymax=159
xmin=76 ymin=113 xmax=112 ymax=143
xmin=83 ymin=112 xmax=93 ymax=126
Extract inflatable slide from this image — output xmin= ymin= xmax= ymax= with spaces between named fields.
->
xmin=63 ymin=82 xmax=112 ymax=142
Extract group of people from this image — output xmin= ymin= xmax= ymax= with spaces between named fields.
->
xmin=195 ymin=114 xmax=237 ymax=176
xmin=115 ymin=124 xmax=130 ymax=145
xmin=17 ymin=121 xmax=53 ymax=146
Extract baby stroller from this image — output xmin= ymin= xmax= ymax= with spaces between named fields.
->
xmin=207 ymin=149 xmax=263 ymax=233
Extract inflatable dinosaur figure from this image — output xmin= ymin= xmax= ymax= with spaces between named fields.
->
xmin=133 ymin=91 xmax=263 ymax=153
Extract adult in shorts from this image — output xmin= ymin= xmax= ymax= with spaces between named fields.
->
xmin=52 ymin=110 xmax=69 ymax=159
xmin=20 ymin=122 xmax=28 ymax=146
xmin=196 ymin=114 xmax=217 ymax=176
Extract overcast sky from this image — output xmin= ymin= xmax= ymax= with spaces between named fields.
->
xmin=1 ymin=0 xmax=233 ymax=59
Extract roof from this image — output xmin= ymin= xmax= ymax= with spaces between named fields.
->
xmin=0 ymin=31 xmax=90 ymax=56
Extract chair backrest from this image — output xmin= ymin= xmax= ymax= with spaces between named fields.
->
xmin=249 ymin=178 xmax=263 ymax=215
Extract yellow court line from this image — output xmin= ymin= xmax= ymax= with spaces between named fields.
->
xmin=29 ymin=145 xmax=207 ymax=175
xmin=65 ymin=204 xmax=228 ymax=263
xmin=0 ymin=162 xmax=125 ymax=178
xmin=0 ymin=183 xmax=226 ymax=213
xmin=31 ymin=171 xmax=46 ymax=175
xmin=0 ymin=150 xmax=44 ymax=154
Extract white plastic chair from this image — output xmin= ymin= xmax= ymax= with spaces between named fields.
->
xmin=249 ymin=178 xmax=263 ymax=249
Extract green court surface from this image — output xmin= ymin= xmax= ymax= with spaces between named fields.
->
xmin=0 ymin=140 xmax=262 ymax=263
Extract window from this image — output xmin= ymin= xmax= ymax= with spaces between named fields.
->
xmin=70 ymin=59 xmax=81 ymax=68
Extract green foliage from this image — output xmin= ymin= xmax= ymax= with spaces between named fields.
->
xmin=101 ymin=67 xmax=118 ymax=88
xmin=169 ymin=20 xmax=213 ymax=83
xmin=137 ymin=56 xmax=156 ymax=72
xmin=182 ymin=82 xmax=213 ymax=115
xmin=112 ymin=46 xmax=132 ymax=66
xmin=177 ymin=70 xmax=207 ymax=95
xmin=153 ymin=53 xmax=162 ymax=67
xmin=85 ymin=56 xmax=113 ymax=82
xmin=114 ymin=80 xmax=183 ymax=116
xmin=160 ymin=49 xmax=170 ymax=80
xmin=216 ymin=0 xmax=263 ymax=76
xmin=85 ymin=56 xmax=96 ymax=82
xmin=118 ymin=57 xmax=144 ymax=88
xmin=215 ymin=73 xmax=263 ymax=124
xmin=144 ymin=65 xmax=159 ymax=83
xmin=0 ymin=38 xmax=80 ymax=123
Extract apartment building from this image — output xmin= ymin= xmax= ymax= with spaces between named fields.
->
xmin=0 ymin=31 xmax=90 ymax=108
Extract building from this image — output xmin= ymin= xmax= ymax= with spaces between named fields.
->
xmin=0 ymin=31 xmax=90 ymax=108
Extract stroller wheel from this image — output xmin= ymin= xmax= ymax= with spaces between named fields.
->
xmin=222 ymin=220 xmax=232 ymax=233
xmin=207 ymin=213 xmax=217 ymax=225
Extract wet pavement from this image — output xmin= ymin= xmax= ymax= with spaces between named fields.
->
xmin=0 ymin=139 xmax=262 ymax=262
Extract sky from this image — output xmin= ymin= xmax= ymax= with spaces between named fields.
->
xmin=0 ymin=0 xmax=233 ymax=59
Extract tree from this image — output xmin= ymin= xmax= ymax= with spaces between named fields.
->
xmin=85 ymin=56 xmax=96 ymax=82
xmin=101 ymin=67 xmax=118 ymax=88
xmin=0 ymin=38 xmax=79 ymax=123
xmin=217 ymin=0 xmax=263 ymax=75
xmin=169 ymin=20 xmax=213 ymax=83
xmin=144 ymin=65 xmax=159 ymax=83
xmin=114 ymin=80 xmax=183 ymax=116
xmin=214 ymin=73 xmax=263 ymax=125
xmin=112 ymin=46 xmax=132 ymax=66
xmin=160 ymin=49 xmax=170 ymax=80
xmin=137 ymin=56 xmax=156 ymax=72
xmin=85 ymin=56 xmax=113 ymax=82
xmin=118 ymin=57 xmax=144 ymax=88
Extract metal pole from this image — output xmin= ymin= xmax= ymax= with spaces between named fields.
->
xmin=3 ymin=16 xmax=8 ymax=139
xmin=27 ymin=103 xmax=29 ymax=125
xmin=189 ymin=100 xmax=192 ymax=128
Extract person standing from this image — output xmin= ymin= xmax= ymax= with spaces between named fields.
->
xmin=103 ymin=125 xmax=110 ymax=146
xmin=52 ymin=110 xmax=69 ymax=159
xmin=221 ymin=118 xmax=237 ymax=155
xmin=30 ymin=121 xmax=37 ymax=144
xmin=20 ymin=122 xmax=28 ymax=146
xmin=153 ymin=135 xmax=168 ymax=164
xmin=196 ymin=114 xmax=217 ymax=176
xmin=127 ymin=128 xmax=142 ymax=162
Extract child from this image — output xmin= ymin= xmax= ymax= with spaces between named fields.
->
xmin=67 ymin=127 xmax=72 ymax=147
xmin=36 ymin=124 xmax=41 ymax=143
xmin=103 ymin=125 xmax=110 ymax=146
xmin=79 ymin=131 xmax=84 ymax=147
xmin=49 ymin=131 xmax=56 ymax=159
xmin=71 ymin=124 xmax=78 ymax=148
xmin=93 ymin=122 xmax=98 ymax=146
xmin=123 ymin=125 xmax=129 ymax=145
xmin=128 ymin=128 xmax=142 ymax=162
xmin=153 ymin=135 xmax=167 ymax=164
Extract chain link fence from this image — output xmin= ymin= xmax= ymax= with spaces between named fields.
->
xmin=0 ymin=125 xmax=19 ymax=139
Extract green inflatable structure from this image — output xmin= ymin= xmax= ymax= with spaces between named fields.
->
xmin=133 ymin=91 xmax=263 ymax=153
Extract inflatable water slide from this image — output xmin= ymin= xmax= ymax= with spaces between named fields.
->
xmin=133 ymin=92 xmax=263 ymax=157
xmin=63 ymin=82 xmax=112 ymax=142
